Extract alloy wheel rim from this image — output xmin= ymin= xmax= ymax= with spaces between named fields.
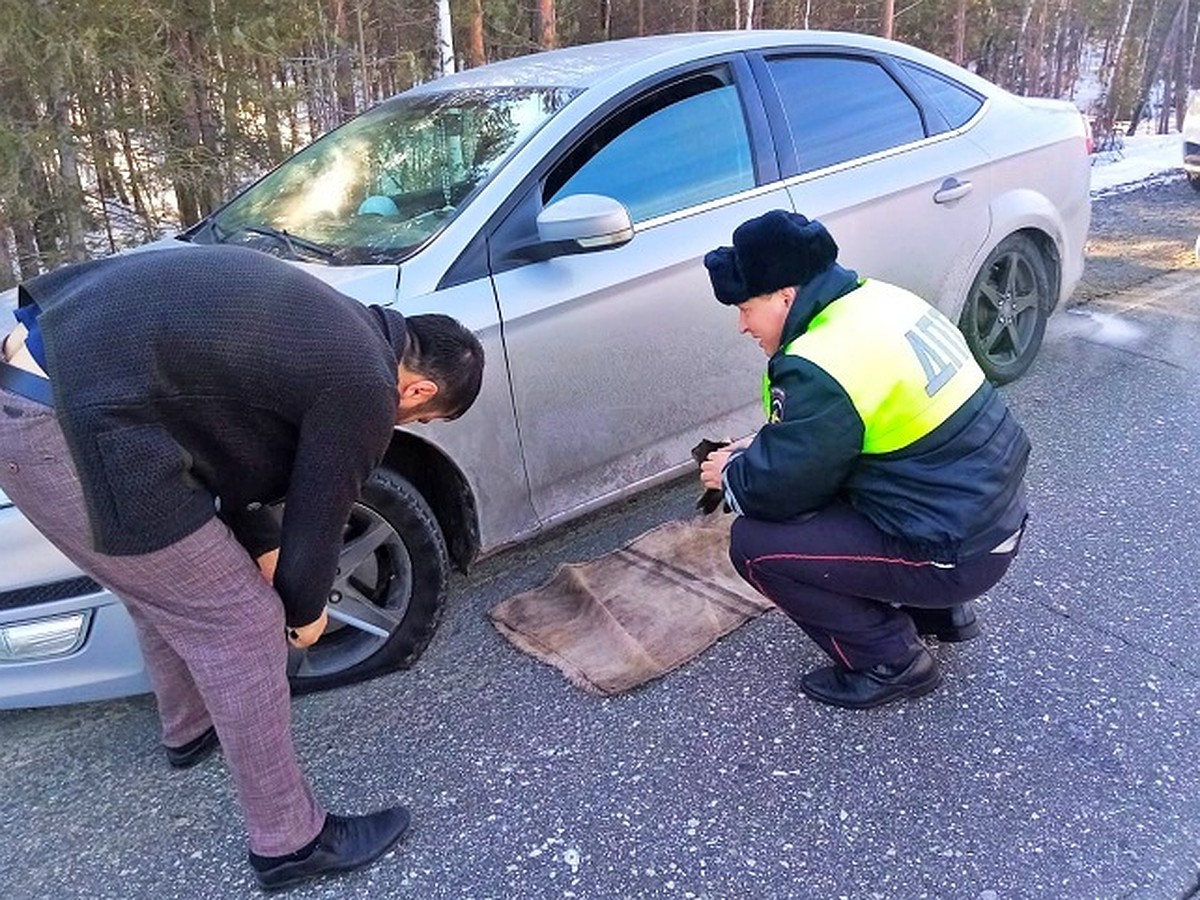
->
xmin=973 ymin=250 xmax=1041 ymax=368
xmin=291 ymin=504 xmax=414 ymax=678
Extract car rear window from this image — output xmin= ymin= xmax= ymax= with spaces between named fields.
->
xmin=897 ymin=61 xmax=984 ymax=130
xmin=765 ymin=54 xmax=925 ymax=174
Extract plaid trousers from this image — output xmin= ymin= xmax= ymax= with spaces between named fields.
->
xmin=0 ymin=381 xmax=324 ymax=856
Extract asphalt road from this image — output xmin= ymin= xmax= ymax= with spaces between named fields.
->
xmin=2 ymin=186 xmax=1199 ymax=900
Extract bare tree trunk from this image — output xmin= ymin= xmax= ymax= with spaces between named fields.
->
xmin=1061 ymin=6 xmax=1085 ymax=100
xmin=192 ymin=41 xmax=223 ymax=207
xmin=1049 ymin=0 xmax=1070 ymax=98
xmin=43 ymin=41 xmax=86 ymax=260
xmin=881 ymin=0 xmax=894 ymax=39
xmin=467 ymin=0 xmax=486 ymax=67
xmin=0 ymin=222 xmax=16 ymax=290
xmin=1009 ymin=0 xmax=1037 ymax=92
xmin=299 ymin=46 xmax=325 ymax=141
xmin=1101 ymin=0 xmax=1136 ymax=126
xmin=80 ymin=75 xmax=127 ymax=208
xmin=12 ymin=212 xmax=40 ymax=280
xmin=160 ymin=0 xmax=225 ymax=217
xmin=108 ymin=73 xmax=156 ymax=238
xmin=638 ymin=0 xmax=645 ymax=36
xmin=172 ymin=23 xmax=223 ymax=220
xmin=1190 ymin=4 xmax=1200 ymax=87
xmin=1172 ymin=0 xmax=1191 ymax=128
xmin=256 ymin=59 xmax=285 ymax=163
xmin=1025 ymin=0 xmax=1048 ymax=95
xmin=355 ymin=1 xmax=373 ymax=104
xmin=207 ymin=0 xmax=237 ymax=190
xmin=1129 ymin=0 xmax=1189 ymax=133
xmin=118 ymin=127 xmax=156 ymax=239
xmin=953 ymin=0 xmax=967 ymax=64
xmin=690 ymin=0 xmax=699 ymax=30
xmin=330 ymin=0 xmax=356 ymax=121
xmin=744 ymin=0 xmax=755 ymax=28
xmin=1127 ymin=0 xmax=1164 ymax=126
xmin=2 ymin=74 xmax=46 ymax=276
xmin=538 ymin=0 xmax=557 ymax=48
xmin=435 ymin=0 xmax=455 ymax=76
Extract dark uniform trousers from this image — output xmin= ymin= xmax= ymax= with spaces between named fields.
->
xmin=0 ymin=381 xmax=325 ymax=856
xmin=729 ymin=500 xmax=1019 ymax=669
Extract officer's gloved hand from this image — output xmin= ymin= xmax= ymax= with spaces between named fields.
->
xmin=690 ymin=438 xmax=730 ymax=514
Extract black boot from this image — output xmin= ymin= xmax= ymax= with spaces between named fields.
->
xmin=251 ymin=806 xmax=411 ymax=891
xmin=901 ymin=601 xmax=980 ymax=642
xmin=800 ymin=647 xmax=942 ymax=710
xmin=164 ymin=726 xmax=220 ymax=769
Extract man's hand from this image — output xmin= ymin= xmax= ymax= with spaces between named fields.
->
xmin=287 ymin=607 xmax=329 ymax=649
xmin=699 ymin=448 xmax=736 ymax=490
xmin=255 ymin=549 xmax=280 ymax=585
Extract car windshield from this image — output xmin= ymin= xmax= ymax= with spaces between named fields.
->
xmin=200 ymin=86 xmax=578 ymax=265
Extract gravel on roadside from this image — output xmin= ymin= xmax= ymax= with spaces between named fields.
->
xmin=1073 ymin=174 xmax=1199 ymax=304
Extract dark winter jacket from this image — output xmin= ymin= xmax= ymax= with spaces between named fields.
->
xmin=20 ymin=244 xmax=405 ymax=626
xmin=722 ymin=263 xmax=1029 ymax=562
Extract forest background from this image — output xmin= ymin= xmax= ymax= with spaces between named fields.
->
xmin=0 ymin=0 xmax=1193 ymax=289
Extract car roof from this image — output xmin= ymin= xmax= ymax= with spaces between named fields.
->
xmin=407 ymin=30 xmax=995 ymax=96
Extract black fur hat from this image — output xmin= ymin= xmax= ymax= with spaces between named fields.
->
xmin=704 ymin=210 xmax=839 ymax=305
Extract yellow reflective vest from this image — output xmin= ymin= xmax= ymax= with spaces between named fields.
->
xmin=763 ymin=279 xmax=986 ymax=455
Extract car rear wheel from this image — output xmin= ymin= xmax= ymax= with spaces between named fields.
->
xmin=959 ymin=234 xmax=1051 ymax=384
xmin=287 ymin=467 xmax=448 ymax=695
xmin=1188 ymin=172 xmax=1200 ymax=192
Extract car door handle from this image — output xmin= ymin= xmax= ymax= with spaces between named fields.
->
xmin=933 ymin=177 xmax=973 ymax=204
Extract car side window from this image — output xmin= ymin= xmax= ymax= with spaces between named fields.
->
xmin=765 ymin=55 xmax=925 ymax=174
xmin=896 ymin=61 xmax=984 ymax=130
xmin=544 ymin=70 xmax=755 ymax=222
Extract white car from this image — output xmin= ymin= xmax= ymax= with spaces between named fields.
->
xmin=0 ymin=30 xmax=1090 ymax=708
xmin=1183 ymin=89 xmax=1200 ymax=189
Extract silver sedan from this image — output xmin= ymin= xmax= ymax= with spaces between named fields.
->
xmin=0 ymin=29 xmax=1089 ymax=707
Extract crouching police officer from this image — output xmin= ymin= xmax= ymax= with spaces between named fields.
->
xmin=699 ymin=210 xmax=1029 ymax=710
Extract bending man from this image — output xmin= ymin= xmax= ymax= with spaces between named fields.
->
xmin=0 ymin=244 xmax=485 ymax=889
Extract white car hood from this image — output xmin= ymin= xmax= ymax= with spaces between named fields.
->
xmin=123 ymin=237 xmax=402 ymax=306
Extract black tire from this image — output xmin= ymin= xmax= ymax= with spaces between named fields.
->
xmin=288 ymin=467 xmax=448 ymax=695
xmin=959 ymin=234 xmax=1051 ymax=384
xmin=1188 ymin=173 xmax=1200 ymax=192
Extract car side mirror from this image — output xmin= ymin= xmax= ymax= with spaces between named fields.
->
xmin=513 ymin=194 xmax=634 ymax=263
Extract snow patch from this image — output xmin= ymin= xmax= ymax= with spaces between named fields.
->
xmin=1090 ymin=132 xmax=1184 ymax=196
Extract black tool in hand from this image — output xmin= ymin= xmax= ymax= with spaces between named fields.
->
xmin=690 ymin=438 xmax=730 ymax=514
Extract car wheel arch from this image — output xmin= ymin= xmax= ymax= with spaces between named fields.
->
xmin=958 ymin=229 xmax=1057 ymax=384
xmin=1018 ymin=226 xmax=1062 ymax=311
xmin=979 ymin=184 xmax=1071 ymax=289
xmin=381 ymin=432 xmax=479 ymax=574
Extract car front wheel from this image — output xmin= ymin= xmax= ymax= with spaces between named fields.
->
xmin=959 ymin=234 xmax=1051 ymax=384
xmin=287 ymin=467 xmax=448 ymax=695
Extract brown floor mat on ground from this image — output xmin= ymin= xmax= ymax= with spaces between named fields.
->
xmin=488 ymin=514 xmax=774 ymax=695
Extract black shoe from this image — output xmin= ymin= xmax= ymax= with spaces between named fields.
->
xmin=250 ymin=806 xmax=411 ymax=892
xmin=902 ymin=601 xmax=981 ymax=642
xmin=800 ymin=647 xmax=943 ymax=710
xmin=164 ymin=726 xmax=220 ymax=769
